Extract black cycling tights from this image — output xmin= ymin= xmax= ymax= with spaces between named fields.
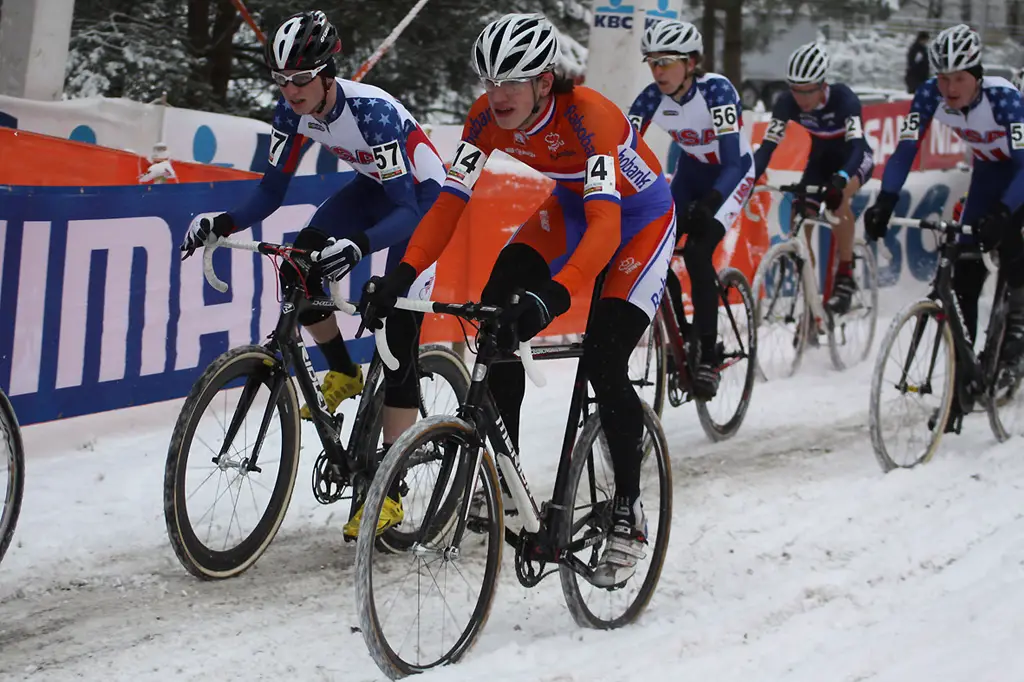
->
xmin=481 ymin=243 xmax=651 ymax=500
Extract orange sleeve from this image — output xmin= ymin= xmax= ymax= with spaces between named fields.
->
xmin=401 ymin=95 xmax=495 ymax=276
xmin=401 ymin=191 xmax=470 ymax=275
xmin=552 ymin=199 xmax=622 ymax=295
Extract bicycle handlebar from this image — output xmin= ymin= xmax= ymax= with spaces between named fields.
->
xmin=743 ymin=184 xmax=838 ymax=225
xmin=201 ymin=236 xmax=545 ymax=388
xmin=886 ymin=216 xmax=974 ymax=235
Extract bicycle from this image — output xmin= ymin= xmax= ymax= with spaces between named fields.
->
xmin=627 ymin=252 xmax=757 ymax=442
xmin=747 ymin=183 xmax=879 ymax=380
xmin=354 ymin=271 xmax=673 ymax=679
xmin=163 ymin=236 xmax=470 ymax=579
xmin=0 ymin=387 xmax=25 ymax=565
xmin=869 ymin=217 xmax=1021 ymax=471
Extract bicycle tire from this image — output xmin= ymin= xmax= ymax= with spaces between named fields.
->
xmin=164 ymin=345 xmax=301 ymax=580
xmin=869 ymin=300 xmax=956 ymax=471
xmin=696 ymin=266 xmax=757 ymax=441
xmin=828 ymin=238 xmax=879 ymax=371
xmin=356 ymin=415 xmax=503 ymax=679
xmin=751 ymin=242 xmax=810 ymax=381
xmin=559 ymin=402 xmax=672 ymax=628
xmin=0 ymin=389 xmax=25 ymax=565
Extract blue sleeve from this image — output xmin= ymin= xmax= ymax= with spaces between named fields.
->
xmin=753 ymin=94 xmax=796 ymax=179
xmin=701 ymin=78 xmax=746 ymax=199
xmin=881 ymin=80 xmax=940 ymax=195
xmin=835 ymin=85 xmax=871 ymax=178
xmin=228 ymin=98 xmax=301 ymax=229
xmin=356 ymin=98 xmax=423 ymax=252
xmin=627 ymin=84 xmax=662 ymax=136
xmin=989 ymin=86 xmax=1024 ymax=213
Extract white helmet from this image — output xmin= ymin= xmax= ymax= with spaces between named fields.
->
xmin=929 ymin=24 xmax=982 ymax=74
xmin=786 ymin=42 xmax=830 ymax=84
xmin=472 ymin=14 xmax=560 ymax=81
xmin=641 ymin=20 xmax=703 ymax=56
xmin=1014 ymin=67 xmax=1024 ymax=92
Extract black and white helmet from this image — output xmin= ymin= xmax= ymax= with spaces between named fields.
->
xmin=929 ymin=24 xmax=982 ymax=74
xmin=786 ymin=42 xmax=829 ymax=84
xmin=641 ymin=19 xmax=703 ymax=56
xmin=472 ymin=13 xmax=560 ymax=81
xmin=264 ymin=10 xmax=341 ymax=71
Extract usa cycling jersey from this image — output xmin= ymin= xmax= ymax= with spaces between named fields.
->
xmin=628 ymin=74 xmax=753 ymax=192
xmin=754 ymin=82 xmax=873 ymax=183
xmin=881 ymin=76 xmax=1024 ymax=213
xmin=228 ymin=78 xmax=446 ymax=252
xmin=628 ymin=73 xmax=755 ymax=231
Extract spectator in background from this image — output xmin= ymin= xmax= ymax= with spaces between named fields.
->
xmin=906 ymin=31 xmax=930 ymax=93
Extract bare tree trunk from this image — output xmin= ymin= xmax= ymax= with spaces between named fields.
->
xmin=209 ymin=0 xmax=241 ymax=104
xmin=701 ymin=0 xmax=717 ymax=73
xmin=186 ymin=0 xmax=211 ymax=107
xmin=722 ymin=0 xmax=743 ymax=85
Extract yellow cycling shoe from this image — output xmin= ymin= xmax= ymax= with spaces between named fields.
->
xmin=343 ymin=496 xmax=404 ymax=539
xmin=300 ymin=366 xmax=364 ymax=420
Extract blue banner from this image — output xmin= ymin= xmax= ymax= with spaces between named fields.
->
xmin=0 ymin=173 xmax=388 ymax=425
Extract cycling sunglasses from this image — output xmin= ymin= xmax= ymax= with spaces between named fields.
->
xmin=271 ymin=63 xmax=328 ymax=88
xmin=643 ymin=55 xmax=688 ymax=67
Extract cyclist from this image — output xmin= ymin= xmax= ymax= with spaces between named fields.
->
xmin=628 ymin=19 xmax=755 ymax=400
xmin=179 ymin=10 xmax=445 ymax=535
xmin=863 ymin=24 xmax=1024 ymax=432
xmin=361 ymin=13 xmax=676 ymax=587
xmin=752 ymin=42 xmax=874 ymax=317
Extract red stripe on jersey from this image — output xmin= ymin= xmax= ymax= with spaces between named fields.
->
xmin=282 ymin=133 xmax=308 ymax=174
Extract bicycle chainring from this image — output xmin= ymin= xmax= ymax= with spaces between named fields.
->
xmin=312 ymin=450 xmax=349 ymax=504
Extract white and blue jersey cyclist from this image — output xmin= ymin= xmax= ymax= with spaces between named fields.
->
xmin=753 ymin=41 xmax=874 ymax=316
xmin=179 ymin=11 xmax=444 ymax=535
xmin=628 ymin=19 xmax=754 ymax=400
xmin=864 ymin=24 xmax=1024 ymax=432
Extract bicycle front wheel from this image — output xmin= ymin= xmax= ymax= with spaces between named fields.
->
xmin=559 ymin=403 xmax=672 ymax=629
xmin=696 ymin=266 xmax=757 ymax=441
xmin=752 ymin=243 xmax=810 ymax=381
xmin=828 ymin=238 xmax=879 ymax=370
xmin=869 ymin=300 xmax=956 ymax=471
xmin=164 ymin=345 xmax=301 ymax=579
xmin=356 ymin=415 xmax=503 ymax=679
xmin=0 ymin=390 xmax=25 ymax=565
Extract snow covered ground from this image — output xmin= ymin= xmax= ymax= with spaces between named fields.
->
xmin=3 ymin=286 xmax=1024 ymax=682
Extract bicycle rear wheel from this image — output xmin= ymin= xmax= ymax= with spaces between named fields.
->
xmin=869 ymin=300 xmax=956 ymax=471
xmin=696 ymin=267 xmax=757 ymax=441
xmin=558 ymin=403 xmax=671 ymax=628
xmin=356 ymin=415 xmax=503 ymax=679
xmin=164 ymin=345 xmax=301 ymax=579
xmin=0 ymin=390 xmax=25 ymax=565
xmin=828 ymin=238 xmax=879 ymax=370
xmin=752 ymin=244 xmax=810 ymax=380
xmin=981 ymin=288 xmax=1024 ymax=442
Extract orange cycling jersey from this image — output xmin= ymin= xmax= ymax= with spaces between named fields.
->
xmin=401 ymin=86 xmax=670 ymax=296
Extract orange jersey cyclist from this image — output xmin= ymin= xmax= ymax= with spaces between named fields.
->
xmin=361 ymin=14 xmax=676 ymax=587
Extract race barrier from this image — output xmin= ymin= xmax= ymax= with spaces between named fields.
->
xmin=1 ymin=98 xmax=972 ymax=425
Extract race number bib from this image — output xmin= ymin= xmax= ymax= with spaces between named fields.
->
xmin=710 ymin=104 xmax=739 ymax=135
xmin=1011 ymin=122 xmax=1024 ymax=150
xmin=371 ymin=140 xmax=408 ymax=181
xmin=446 ymin=141 xmax=488 ymax=189
xmin=899 ymin=113 xmax=920 ymax=142
xmin=764 ymin=118 xmax=787 ymax=144
xmin=269 ymin=128 xmax=289 ymax=166
xmin=628 ymin=114 xmax=644 ymax=132
xmin=845 ymin=115 xmax=864 ymax=141
xmin=584 ymin=155 xmax=617 ymax=198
